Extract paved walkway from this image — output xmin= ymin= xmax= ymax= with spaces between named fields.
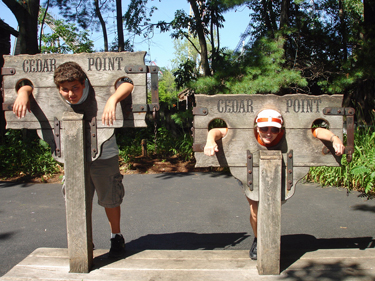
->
xmin=1 ymin=172 xmax=375 ymax=280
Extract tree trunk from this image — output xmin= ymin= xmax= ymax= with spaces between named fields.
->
xmin=279 ymin=0 xmax=290 ymax=30
xmin=3 ymin=0 xmax=40 ymax=54
xmin=116 ymin=0 xmax=124 ymax=52
xmin=94 ymin=0 xmax=108 ymax=52
xmin=189 ymin=0 xmax=211 ymax=76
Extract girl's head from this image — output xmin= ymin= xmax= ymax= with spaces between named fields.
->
xmin=256 ymin=109 xmax=283 ymax=144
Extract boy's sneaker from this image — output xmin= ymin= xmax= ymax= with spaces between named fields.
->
xmin=108 ymin=234 xmax=126 ymax=258
xmin=249 ymin=238 xmax=257 ymax=260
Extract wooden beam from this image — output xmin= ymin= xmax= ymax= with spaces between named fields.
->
xmin=257 ymin=150 xmax=282 ymax=275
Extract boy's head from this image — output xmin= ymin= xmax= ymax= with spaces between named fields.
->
xmin=256 ymin=109 xmax=283 ymax=144
xmin=54 ymin=62 xmax=87 ymax=104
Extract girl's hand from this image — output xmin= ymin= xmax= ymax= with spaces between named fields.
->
xmin=13 ymin=86 xmax=32 ymax=118
xmin=332 ymin=137 xmax=345 ymax=156
xmin=204 ymin=141 xmax=219 ymax=156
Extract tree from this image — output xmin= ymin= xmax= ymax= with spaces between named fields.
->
xmin=48 ymin=0 xmax=114 ymax=51
xmin=39 ymin=9 xmax=94 ymax=53
xmin=3 ymin=0 xmax=40 ymax=54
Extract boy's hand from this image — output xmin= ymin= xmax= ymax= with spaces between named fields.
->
xmin=13 ymin=86 xmax=32 ymax=118
xmin=102 ymin=82 xmax=134 ymax=126
xmin=102 ymin=96 xmax=117 ymax=126
xmin=204 ymin=141 xmax=219 ymax=156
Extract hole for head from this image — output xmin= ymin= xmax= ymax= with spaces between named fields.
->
xmin=208 ymin=118 xmax=228 ymax=130
xmin=115 ymin=77 xmax=134 ymax=89
xmin=311 ymin=118 xmax=330 ymax=130
xmin=15 ymin=79 xmax=33 ymax=92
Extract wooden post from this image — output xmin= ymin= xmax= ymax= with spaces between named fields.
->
xmin=257 ymin=150 xmax=282 ymax=275
xmin=141 ymin=139 xmax=147 ymax=157
xmin=63 ymin=112 xmax=93 ymax=273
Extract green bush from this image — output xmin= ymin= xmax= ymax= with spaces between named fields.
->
xmin=306 ymin=125 xmax=375 ymax=195
xmin=0 ymin=129 xmax=60 ymax=178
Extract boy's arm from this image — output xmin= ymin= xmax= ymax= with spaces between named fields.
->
xmin=13 ymin=85 xmax=33 ymax=118
xmin=102 ymin=82 xmax=134 ymax=126
xmin=204 ymin=128 xmax=227 ymax=156
xmin=313 ymin=127 xmax=345 ymax=156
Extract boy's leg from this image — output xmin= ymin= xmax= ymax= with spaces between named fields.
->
xmin=105 ymin=206 xmax=121 ymax=234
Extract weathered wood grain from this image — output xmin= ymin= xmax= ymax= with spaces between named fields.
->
xmin=257 ymin=150 xmax=282 ymax=275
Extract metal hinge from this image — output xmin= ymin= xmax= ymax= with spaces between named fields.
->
xmin=247 ymin=150 xmax=253 ymax=191
xmin=287 ymin=150 xmax=293 ymax=191
xmin=125 ymin=65 xmax=160 ymax=112
xmin=90 ymin=117 xmax=98 ymax=159
xmin=1 ymin=68 xmax=16 ymax=75
xmin=192 ymin=107 xmax=208 ymax=116
xmin=54 ymin=117 xmax=61 ymax=157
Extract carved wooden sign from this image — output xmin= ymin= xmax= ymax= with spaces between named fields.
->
xmin=2 ymin=52 xmax=157 ymax=162
xmin=193 ymin=94 xmax=354 ymax=201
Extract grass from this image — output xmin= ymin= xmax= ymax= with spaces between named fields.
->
xmin=306 ymin=124 xmax=375 ymax=196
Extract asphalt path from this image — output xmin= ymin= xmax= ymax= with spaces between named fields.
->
xmin=1 ymin=172 xmax=374 ymax=277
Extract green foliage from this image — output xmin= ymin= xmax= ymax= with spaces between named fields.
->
xmin=0 ymin=130 xmax=60 ymax=178
xmin=190 ymin=36 xmax=307 ymax=94
xmin=306 ymin=124 xmax=375 ymax=195
xmin=39 ymin=8 xmax=94 ymax=54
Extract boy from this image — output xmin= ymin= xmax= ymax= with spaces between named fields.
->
xmin=13 ymin=61 xmax=133 ymax=258
xmin=204 ymin=109 xmax=345 ymax=260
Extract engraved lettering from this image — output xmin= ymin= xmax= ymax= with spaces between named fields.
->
xmin=286 ymin=99 xmax=293 ymax=113
xmin=30 ymin=59 xmax=35 ymax=72
xmin=306 ymin=99 xmax=312 ymax=113
xmin=232 ymin=100 xmax=238 ymax=113
xmin=247 ymin=99 xmax=253 ymax=113
xmin=216 ymin=99 xmax=253 ymax=113
xmin=239 ymin=100 xmax=245 ymax=113
xmin=108 ymin=57 xmax=115 ymax=70
xmin=22 ymin=59 xmax=56 ymax=73
xmin=225 ymin=100 xmax=232 ymax=113
xmin=23 ymin=60 xmax=29 ymax=72
xmin=293 ymin=99 xmax=300 ymax=112
xmin=217 ymin=100 xmax=224 ymax=113
xmin=95 ymin=57 xmax=102 ymax=71
xmin=116 ymin=57 xmax=123 ymax=70
xmin=88 ymin=58 xmax=94 ymax=71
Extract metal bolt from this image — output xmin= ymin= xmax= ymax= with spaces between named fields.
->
xmin=139 ymin=67 xmax=143 ymax=71
xmin=288 ymin=169 xmax=292 ymax=174
xmin=93 ymin=149 xmax=97 ymax=153
xmin=288 ymin=180 xmax=292 ymax=184
xmin=203 ymin=110 xmax=207 ymax=114
xmin=338 ymin=109 xmax=342 ymax=114
xmin=248 ymin=155 xmax=252 ymax=159
xmin=248 ymin=170 xmax=252 ymax=174
xmin=56 ymin=149 xmax=60 ymax=152
xmin=92 ymin=133 xmax=96 ymax=137
xmin=248 ymin=181 xmax=252 ymax=185
xmin=288 ymin=153 xmax=292 ymax=158
xmin=140 ymin=106 xmax=145 ymax=110
xmin=128 ymin=67 xmax=132 ymax=71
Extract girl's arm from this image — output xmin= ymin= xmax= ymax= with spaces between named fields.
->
xmin=314 ymin=127 xmax=345 ymax=156
xmin=13 ymin=85 xmax=33 ymax=118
